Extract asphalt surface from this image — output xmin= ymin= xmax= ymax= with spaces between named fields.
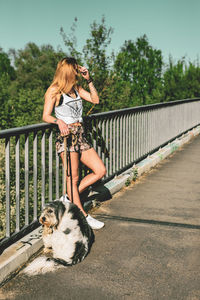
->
xmin=1 ymin=136 xmax=200 ymax=300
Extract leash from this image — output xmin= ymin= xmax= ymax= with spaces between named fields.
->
xmin=63 ymin=136 xmax=74 ymax=203
xmin=86 ymin=104 xmax=95 ymax=116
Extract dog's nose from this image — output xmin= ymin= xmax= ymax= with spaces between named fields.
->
xmin=42 ymin=217 xmax=46 ymax=222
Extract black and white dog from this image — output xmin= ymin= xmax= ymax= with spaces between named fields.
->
xmin=24 ymin=200 xmax=94 ymax=275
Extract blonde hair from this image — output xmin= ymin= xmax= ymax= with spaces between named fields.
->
xmin=51 ymin=57 xmax=79 ymax=105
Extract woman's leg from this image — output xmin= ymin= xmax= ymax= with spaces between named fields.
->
xmin=78 ymin=148 xmax=106 ymax=194
xmin=61 ymin=148 xmax=105 ymax=229
xmin=60 ymin=151 xmax=87 ymax=216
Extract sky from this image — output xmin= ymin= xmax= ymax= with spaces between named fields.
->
xmin=0 ymin=0 xmax=200 ymax=64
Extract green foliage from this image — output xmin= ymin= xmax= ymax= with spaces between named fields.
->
xmin=82 ymin=16 xmax=114 ymax=113
xmin=185 ymin=62 xmax=200 ymax=97
xmin=61 ymin=16 xmax=115 ymax=113
xmin=0 ymin=50 xmax=16 ymax=129
xmin=132 ymin=168 xmax=138 ymax=182
xmin=83 ymin=16 xmax=113 ymax=81
xmin=60 ymin=17 xmax=82 ymax=62
xmin=0 ymin=18 xmax=199 ymax=130
xmin=0 ymin=73 xmax=13 ymax=129
xmin=0 ymin=49 xmax=16 ymax=80
xmin=125 ymin=178 xmax=131 ymax=186
xmin=114 ymin=35 xmax=163 ymax=105
xmin=10 ymin=88 xmax=44 ymax=127
xmin=0 ymin=44 xmax=66 ymax=129
xmin=163 ymin=57 xmax=200 ymax=101
xmin=9 ymin=43 xmax=65 ymax=92
xmin=163 ymin=57 xmax=186 ymax=101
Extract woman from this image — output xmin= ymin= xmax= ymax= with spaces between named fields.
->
xmin=43 ymin=57 xmax=106 ymax=230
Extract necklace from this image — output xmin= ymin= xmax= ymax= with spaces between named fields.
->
xmin=67 ymin=88 xmax=77 ymax=99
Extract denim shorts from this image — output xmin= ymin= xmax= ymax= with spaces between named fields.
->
xmin=56 ymin=124 xmax=92 ymax=154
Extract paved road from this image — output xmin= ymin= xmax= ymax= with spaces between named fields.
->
xmin=1 ymin=136 xmax=200 ymax=300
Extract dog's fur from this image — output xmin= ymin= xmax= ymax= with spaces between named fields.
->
xmin=24 ymin=201 xmax=94 ymax=275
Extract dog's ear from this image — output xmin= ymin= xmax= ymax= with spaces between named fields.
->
xmin=55 ymin=201 xmax=66 ymax=222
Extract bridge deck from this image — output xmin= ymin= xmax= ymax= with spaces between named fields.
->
xmin=1 ymin=136 xmax=200 ymax=300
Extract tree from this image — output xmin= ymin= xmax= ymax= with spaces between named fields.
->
xmin=60 ymin=17 xmax=82 ymax=63
xmin=114 ymin=35 xmax=163 ymax=105
xmin=4 ymin=44 xmax=67 ymax=128
xmin=0 ymin=73 xmax=14 ymax=129
xmin=9 ymin=88 xmax=44 ymax=127
xmin=163 ymin=56 xmax=200 ymax=101
xmin=60 ymin=16 xmax=114 ymax=113
xmin=184 ymin=62 xmax=200 ymax=98
xmin=9 ymin=43 xmax=66 ymax=93
xmin=82 ymin=17 xmax=113 ymax=84
xmin=0 ymin=49 xmax=16 ymax=80
xmin=0 ymin=50 xmax=16 ymax=129
xmin=163 ymin=57 xmax=187 ymax=101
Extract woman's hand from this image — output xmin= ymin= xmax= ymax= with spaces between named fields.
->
xmin=78 ymin=65 xmax=90 ymax=81
xmin=57 ymin=119 xmax=70 ymax=136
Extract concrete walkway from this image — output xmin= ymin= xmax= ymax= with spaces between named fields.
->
xmin=1 ymin=136 xmax=200 ymax=300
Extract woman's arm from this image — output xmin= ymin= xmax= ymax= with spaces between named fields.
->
xmin=43 ymin=87 xmax=70 ymax=136
xmin=78 ymin=65 xmax=99 ymax=104
xmin=78 ymin=83 xmax=99 ymax=104
xmin=43 ymin=87 xmax=58 ymax=123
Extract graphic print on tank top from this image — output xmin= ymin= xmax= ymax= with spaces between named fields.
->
xmin=65 ymin=98 xmax=82 ymax=119
xmin=65 ymin=89 xmax=82 ymax=119
xmin=55 ymin=89 xmax=83 ymax=122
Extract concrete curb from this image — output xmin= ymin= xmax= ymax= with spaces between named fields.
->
xmin=0 ymin=227 xmax=43 ymax=285
xmin=1 ymin=125 xmax=200 ymax=285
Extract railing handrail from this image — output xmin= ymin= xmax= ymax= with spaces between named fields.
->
xmin=87 ymin=98 xmax=200 ymax=118
xmin=0 ymin=123 xmax=56 ymax=138
xmin=1 ymin=98 xmax=200 ymax=138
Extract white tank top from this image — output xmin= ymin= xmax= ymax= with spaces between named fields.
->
xmin=54 ymin=89 xmax=83 ymax=124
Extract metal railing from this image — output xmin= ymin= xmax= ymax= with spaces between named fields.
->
xmin=1 ymin=98 xmax=200 ymax=252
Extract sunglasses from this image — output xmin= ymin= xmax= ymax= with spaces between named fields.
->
xmin=61 ymin=57 xmax=87 ymax=75
xmin=62 ymin=57 xmax=78 ymax=65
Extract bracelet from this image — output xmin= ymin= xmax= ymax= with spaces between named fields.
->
xmin=87 ymin=78 xmax=93 ymax=84
xmin=53 ymin=119 xmax=57 ymax=123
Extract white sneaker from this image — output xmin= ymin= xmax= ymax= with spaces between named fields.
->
xmin=86 ymin=214 xmax=105 ymax=230
xmin=59 ymin=195 xmax=71 ymax=204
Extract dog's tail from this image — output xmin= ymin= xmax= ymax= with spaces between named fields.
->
xmin=23 ymin=256 xmax=68 ymax=276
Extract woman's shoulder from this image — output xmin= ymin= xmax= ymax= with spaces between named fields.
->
xmin=45 ymin=85 xmax=60 ymax=104
xmin=46 ymin=85 xmax=58 ymax=95
xmin=45 ymin=85 xmax=59 ymax=97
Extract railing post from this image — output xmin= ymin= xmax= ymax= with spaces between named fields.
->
xmin=41 ymin=130 xmax=45 ymax=208
xmin=116 ymin=116 xmax=119 ymax=171
xmin=5 ymin=137 xmax=10 ymax=237
xmin=105 ymin=118 xmax=109 ymax=176
xmin=25 ymin=133 xmax=29 ymax=226
xmin=102 ymin=119 xmax=105 ymax=169
xmin=15 ymin=135 xmax=20 ymax=232
xmin=109 ymin=118 xmax=113 ymax=175
xmin=49 ymin=130 xmax=53 ymax=202
xmin=113 ymin=116 xmax=116 ymax=174
xmin=33 ymin=131 xmax=38 ymax=221
xmin=56 ymin=146 xmax=59 ymax=199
